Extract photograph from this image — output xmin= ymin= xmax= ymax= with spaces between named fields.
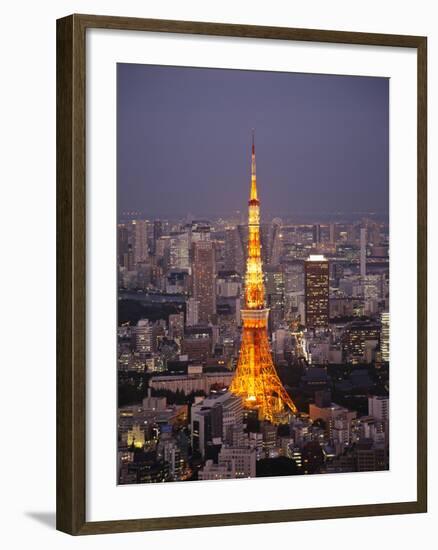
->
xmin=0 ymin=0 xmax=430 ymax=544
xmin=116 ymin=63 xmax=390 ymax=485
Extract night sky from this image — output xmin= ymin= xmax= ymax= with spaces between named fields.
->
xmin=117 ymin=64 xmax=389 ymax=221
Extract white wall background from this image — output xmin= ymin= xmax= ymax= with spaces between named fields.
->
xmin=0 ymin=0 xmax=435 ymax=548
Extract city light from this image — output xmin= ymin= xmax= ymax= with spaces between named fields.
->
xmin=116 ymin=69 xmax=390 ymax=484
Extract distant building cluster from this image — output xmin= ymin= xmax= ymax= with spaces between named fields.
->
xmin=117 ymin=214 xmax=389 ymax=483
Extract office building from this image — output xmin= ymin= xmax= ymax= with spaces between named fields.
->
xmin=132 ymin=219 xmax=149 ymax=264
xmin=186 ymin=297 xmax=199 ymax=326
xmin=368 ymin=395 xmax=389 ymax=423
xmin=360 ymin=227 xmax=367 ymax=277
xmin=380 ymin=311 xmax=390 ymax=362
xmin=305 ymin=255 xmax=329 ymax=329
xmin=169 ymin=231 xmax=190 ymax=271
xmin=343 ymin=320 xmax=380 ymax=363
xmin=192 ymin=240 xmax=216 ymax=323
xmin=133 ymin=319 xmax=152 ymax=358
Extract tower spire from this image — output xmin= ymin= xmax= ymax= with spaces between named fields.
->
xmin=250 ymin=129 xmax=258 ymax=202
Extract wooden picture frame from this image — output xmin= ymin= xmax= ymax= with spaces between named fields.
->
xmin=57 ymin=13 xmax=427 ymax=535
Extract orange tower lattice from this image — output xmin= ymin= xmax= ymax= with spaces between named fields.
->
xmin=230 ymin=131 xmax=297 ymax=423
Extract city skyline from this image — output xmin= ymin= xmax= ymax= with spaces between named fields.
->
xmin=117 ymin=64 xmax=389 ymax=220
xmin=117 ymin=65 xmax=390 ymax=485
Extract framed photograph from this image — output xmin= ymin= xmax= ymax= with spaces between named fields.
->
xmin=57 ymin=14 xmax=427 ymax=535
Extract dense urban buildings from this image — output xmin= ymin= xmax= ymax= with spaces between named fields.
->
xmin=117 ymin=138 xmax=390 ymax=484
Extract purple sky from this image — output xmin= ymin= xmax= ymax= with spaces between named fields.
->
xmin=117 ymin=64 xmax=389 ymax=221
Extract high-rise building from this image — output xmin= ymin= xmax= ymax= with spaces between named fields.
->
xmin=265 ymin=265 xmax=285 ymax=332
xmin=368 ymin=395 xmax=389 ymax=422
xmin=192 ymin=240 xmax=216 ymax=324
xmin=269 ymin=218 xmax=283 ymax=266
xmin=186 ymin=297 xmax=199 ymax=326
xmin=224 ymin=226 xmax=245 ymax=274
xmin=342 ymin=320 xmax=380 ymax=363
xmin=190 ymin=391 xmax=243 ymax=457
xmin=230 ymin=132 xmax=297 ymax=423
xmin=161 ymin=439 xmax=185 ymax=481
xmin=155 ymin=235 xmax=171 ymax=259
xmin=380 ymin=311 xmax=390 ymax=362
xmin=312 ymin=224 xmax=321 ymax=245
xmin=360 ymin=227 xmax=367 ymax=277
xmin=133 ymin=319 xmax=152 ymax=358
xmin=132 ymin=219 xmax=149 ymax=264
xmin=191 ymin=403 xmax=222 ymax=458
xmin=363 ymin=274 xmax=383 ymax=315
xmin=304 ymin=255 xmax=329 ymax=329
xmin=329 ymin=223 xmax=336 ymax=244
xmin=169 ymin=231 xmax=190 ymax=271
xmin=151 ymin=220 xmax=163 ymax=255
xmin=122 ymin=244 xmax=134 ymax=272
xmin=117 ymin=223 xmax=129 ymax=268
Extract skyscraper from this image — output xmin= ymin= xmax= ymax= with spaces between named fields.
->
xmin=230 ymin=132 xmax=297 ymax=423
xmin=265 ymin=265 xmax=285 ymax=332
xmin=224 ymin=226 xmax=245 ymax=274
xmin=117 ymin=223 xmax=129 ymax=268
xmin=305 ymin=255 xmax=329 ymax=329
xmin=329 ymin=223 xmax=336 ymax=244
xmin=269 ymin=218 xmax=283 ymax=266
xmin=151 ymin=220 xmax=163 ymax=254
xmin=123 ymin=243 xmax=134 ymax=271
xmin=360 ymin=227 xmax=367 ymax=277
xmin=380 ymin=311 xmax=390 ymax=362
xmin=192 ymin=240 xmax=216 ymax=324
xmin=132 ymin=219 xmax=149 ymax=264
xmin=368 ymin=395 xmax=389 ymax=423
xmin=133 ymin=319 xmax=152 ymax=359
xmin=312 ymin=224 xmax=321 ymax=245
xmin=169 ymin=231 xmax=190 ymax=271
xmin=186 ymin=297 xmax=199 ymax=326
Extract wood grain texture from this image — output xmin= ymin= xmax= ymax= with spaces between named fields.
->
xmin=56 ymin=14 xmax=86 ymax=534
xmin=56 ymin=13 xmax=427 ymax=535
xmin=75 ymin=13 xmax=426 ymax=47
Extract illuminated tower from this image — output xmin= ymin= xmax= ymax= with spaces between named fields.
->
xmin=230 ymin=132 xmax=297 ymax=423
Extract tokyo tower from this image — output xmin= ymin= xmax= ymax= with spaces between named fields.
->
xmin=230 ymin=131 xmax=297 ymax=423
